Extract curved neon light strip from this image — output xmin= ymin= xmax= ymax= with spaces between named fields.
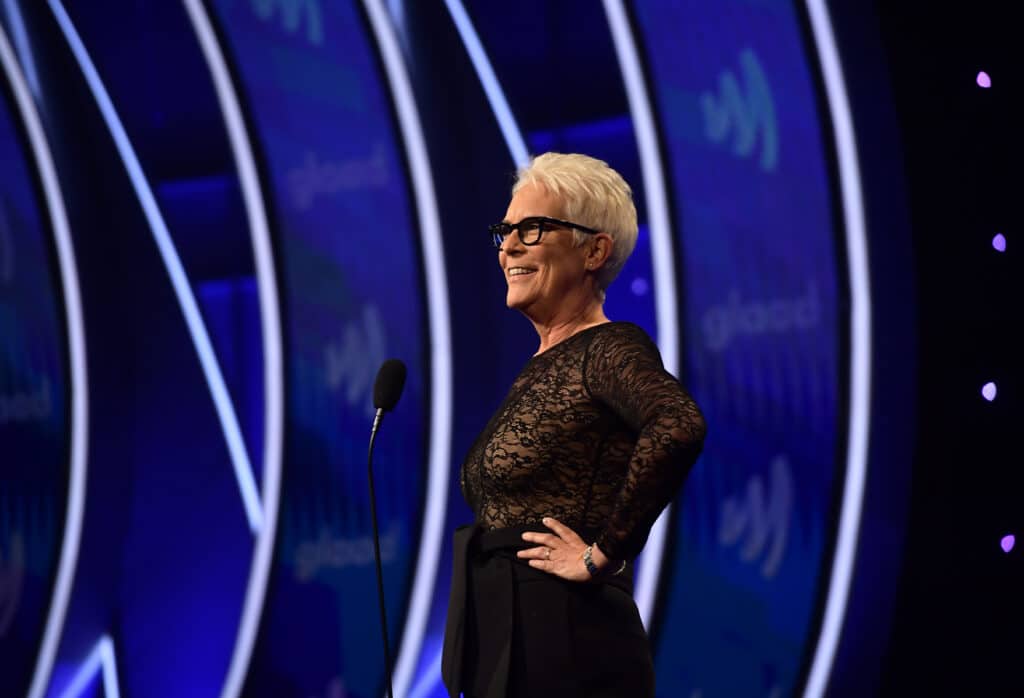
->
xmin=48 ymin=0 xmax=264 ymax=534
xmin=0 ymin=24 xmax=90 ymax=698
xmin=1 ymin=0 xmax=39 ymax=98
xmin=58 ymin=634 xmax=120 ymax=698
xmin=443 ymin=0 xmax=530 ymax=167
xmin=601 ymin=0 xmax=680 ymax=627
xmin=385 ymin=0 xmax=407 ymax=50
xmin=180 ymin=2 xmax=285 ymax=696
xmin=801 ymin=2 xmax=873 ymax=696
xmin=407 ymin=646 xmax=443 ymax=698
xmin=361 ymin=2 xmax=454 ymax=696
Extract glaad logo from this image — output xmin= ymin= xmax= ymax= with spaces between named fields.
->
xmin=324 ymin=304 xmax=387 ymax=418
xmin=0 ymin=533 xmax=25 ymax=637
xmin=718 ymin=455 xmax=793 ymax=579
xmin=701 ymin=48 xmax=779 ymax=171
xmin=288 ymin=145 xmax=389 ymax=212
xmin=294 ymin=523 xmax=400 ymax=582
xmin=702 ymin=281 xmax=819 ymax=352
xmin=251 ymin=0 xmax=323 ymax=45
xmin=0 ymin=197 xmax=14 ymax=285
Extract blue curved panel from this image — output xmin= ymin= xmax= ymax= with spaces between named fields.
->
xmin=208 ymin=1 xmax=429 ymax=695
xmin=631 ymin=2 xmax=846 ymax=695
xmin=0 ymin=71 xmax=70 ymax=695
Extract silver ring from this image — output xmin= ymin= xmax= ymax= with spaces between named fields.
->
xmin=545 ymin=548 xmax=551 ymax=560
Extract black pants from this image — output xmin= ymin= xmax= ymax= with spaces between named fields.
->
xmin=446 ymin=525 xmax=655 ymax=698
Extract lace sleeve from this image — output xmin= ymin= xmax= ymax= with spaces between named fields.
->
xmin=583 ymin=324 xmax=706 ymax=560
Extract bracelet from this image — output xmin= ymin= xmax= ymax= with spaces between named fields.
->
xmin=583 ymin=544 xmax=627 ymax=577
xmin=583 ymin=545 xmax=600 ymax=576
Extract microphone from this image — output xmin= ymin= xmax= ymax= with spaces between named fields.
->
xmin=367 ymin=359 xmax=406 ymax=698
xmin=372 ymin=358 xmax=407 ymax=433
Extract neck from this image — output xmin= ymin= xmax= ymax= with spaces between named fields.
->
xmin=530 ymin=297 xmax=609 ymax=355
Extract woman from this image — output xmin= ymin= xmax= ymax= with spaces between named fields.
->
xmin=443 ymin=153 xmax=706 ymax=698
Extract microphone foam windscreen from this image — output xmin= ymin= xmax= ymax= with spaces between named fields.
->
xmin=373 ymin=359 xmax=407 ymax=411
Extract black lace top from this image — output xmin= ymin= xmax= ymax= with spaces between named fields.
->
xmin=460 ymin=322 xmax=706 ymax=561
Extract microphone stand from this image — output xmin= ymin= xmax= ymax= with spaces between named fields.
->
xmin=368 ymin=408 xmax=395 ymax=698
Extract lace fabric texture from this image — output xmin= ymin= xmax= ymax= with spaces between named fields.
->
xmin=460 ymin=322 xmax=706 ymax=561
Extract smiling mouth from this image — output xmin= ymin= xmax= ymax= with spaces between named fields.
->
xmin=507 ymin=267 xmax=537 ymax=278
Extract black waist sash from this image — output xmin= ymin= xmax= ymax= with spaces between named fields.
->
xmin=441 ymin=523 xmax=634 ymax=698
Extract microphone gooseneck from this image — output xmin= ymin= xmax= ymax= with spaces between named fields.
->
xmin=371 ymin=407 xmax=384 ymax=436
xmin=367 ymin=359 xmax=406 ymax=698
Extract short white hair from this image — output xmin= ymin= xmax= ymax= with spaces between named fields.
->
xmin=513 ymin=152 xmax=638 ymax=298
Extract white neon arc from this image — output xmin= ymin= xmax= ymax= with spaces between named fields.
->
xmin=1 ymin=0 xmax=39 ymax=97
xmin=443 ymin=0 xmax=530 ymax=167
xmin=179 ymin=2 xmax=285 ymax=697
xmin=802 ymin=1 xmax=873 ymax=696
xmin=57 ymin=635 xmax=121 ymax=698
xmin=406 ymin=645 xmax=443 ymax=698
xmin=0 ymin=23 xmax=89 ymax=698
xmin=361 ymin=2 xmax=454 ymax=697
xmin=48 ymin=0 xmax=264 ymax=534
xmin=602 ymin=0 xmax=680 ymax=628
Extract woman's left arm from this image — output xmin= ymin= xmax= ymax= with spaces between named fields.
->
xmin=584 ymin=324 xmax=706 ymax=562
xmin=519 ymin=324 xmax=706 ymax=579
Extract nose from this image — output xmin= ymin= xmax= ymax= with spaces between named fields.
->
xmin=500 ymin=228 xmax=526 ymax=257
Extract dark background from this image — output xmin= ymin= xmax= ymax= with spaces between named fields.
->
xmin=874 ymin=2 xmax=1023 ymax=694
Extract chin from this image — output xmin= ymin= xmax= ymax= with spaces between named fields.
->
xmin=505 ymin=290 xmax=530 ymax=311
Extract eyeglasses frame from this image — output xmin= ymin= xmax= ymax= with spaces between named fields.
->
xmin=489 ymin=216 xmax=602 ymax=249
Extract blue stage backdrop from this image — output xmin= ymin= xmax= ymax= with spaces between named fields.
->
xmin=209 ymin=1 xmax=429 ymax=696
xmin=0 ymin=71 xmax=68 ymax=694
xmin=633 ymin=1 xmax=845 ymax=695
xmin=0 ymin=1 xmax=918 ymax=695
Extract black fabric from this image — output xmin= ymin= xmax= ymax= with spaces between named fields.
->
xmin=442 ymin=525 xmax=649 ymax=698
xmin=447 ymin=322 xmax=705 ymax=697
xmin=442 ymin=524 xmax=478 ymax=697
xmin=459 ymin=322 xmax=705 ymax=561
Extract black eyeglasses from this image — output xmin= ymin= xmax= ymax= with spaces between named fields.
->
xmin=489 ymin=216 xmax=600 ymax=249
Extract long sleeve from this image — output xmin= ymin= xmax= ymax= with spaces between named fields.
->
xmin=583 ymin=324 xmax=706 ymax=560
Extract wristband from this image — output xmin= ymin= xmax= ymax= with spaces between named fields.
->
xmin=583 ymin=544 xmax=627 ymax=577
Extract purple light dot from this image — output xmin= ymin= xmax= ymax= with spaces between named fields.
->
xmin=977 ymin=71 xmax=992 ymax=88
xmin=631 ymin=277 xmax=649 ymax=296
xmin=1001 ymin=535 xmax=1015 ymax=553
xmin=992 ymin=233 xmax=1006 ymax=252
xmin=981 ymin=381 xmax=997 ymax=401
